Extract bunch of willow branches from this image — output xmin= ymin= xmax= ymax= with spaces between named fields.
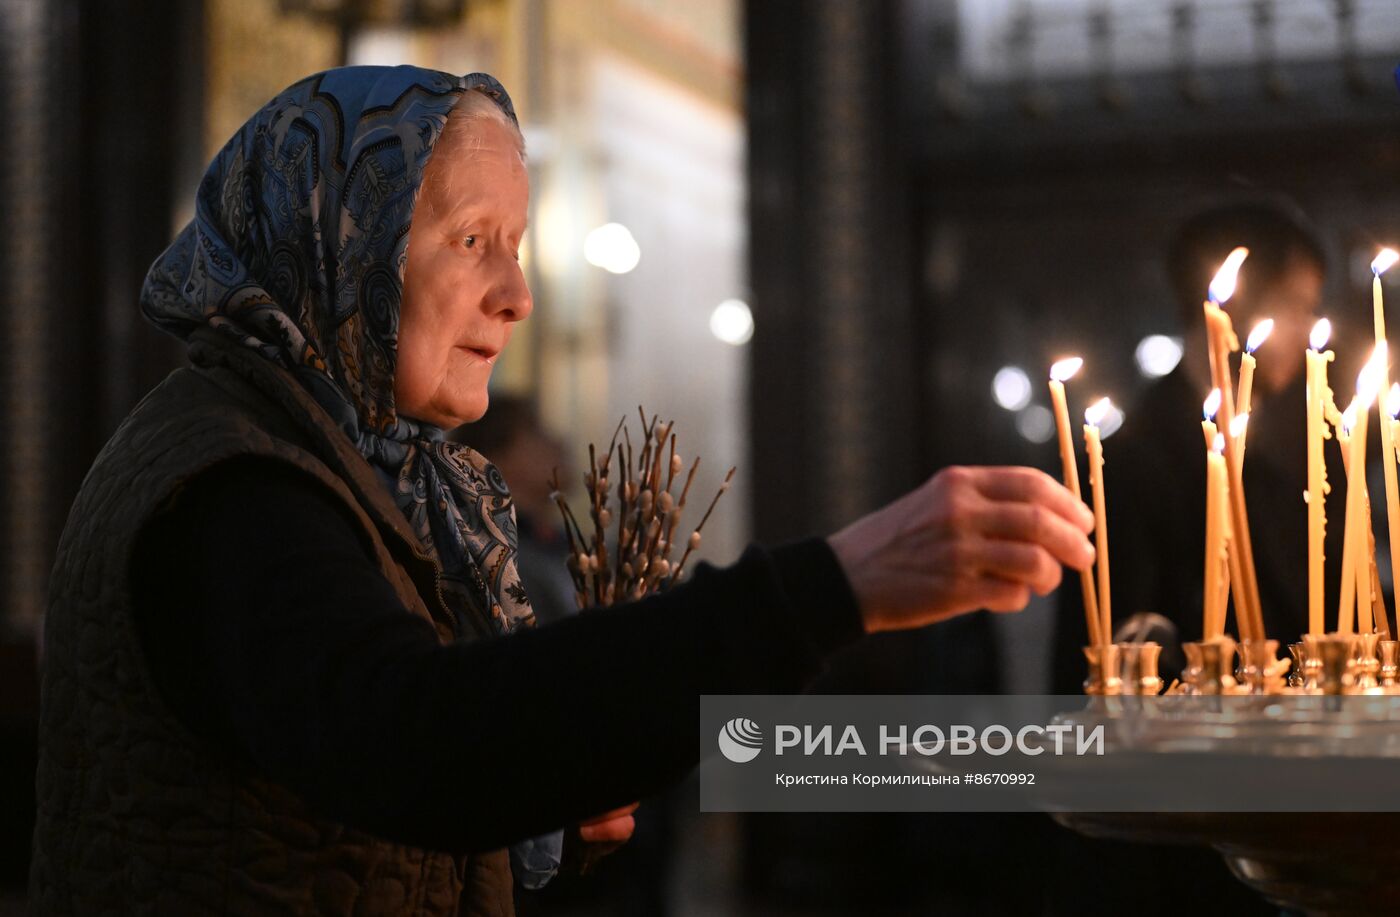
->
xmin=550 ymin=407 xmax=735 ymax=609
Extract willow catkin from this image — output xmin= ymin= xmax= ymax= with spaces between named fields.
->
xmin=551 ymin=410 xmax=735 ymax=608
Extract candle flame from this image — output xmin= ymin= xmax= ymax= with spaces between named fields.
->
xmin=1245 ymin=318 xmax=1274 ymax=353
xmin=1203 ymin=388 xmax=1221 ymax=420
xmin=1373 ymin=248 xmax=1400 ymax=276
xmin=1084 ymin=397 xmax=1113 ymax=427
xmin=1342 ymin=401 xmax=1358 ymax=435
xmin=1230 ymin=412 xmax=1250 ymax=439
xmin=1310 ymin=318 xmax=1332 ymax=351
xmin=1208 ymin=247 xmax=1250 ymax=305
xmin=1049 ymin=356 xmax=1084 ymax=382
xmin=1388 ymin=382 xmax=1400 ymax=419
xmin=1212 ymin=432 xmax=1225 ymax=454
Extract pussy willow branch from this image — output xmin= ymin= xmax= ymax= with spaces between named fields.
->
xmin=551 ymin=408 xmax=734 ymax=608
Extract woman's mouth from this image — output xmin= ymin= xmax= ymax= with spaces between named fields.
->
xmin=455 ymin=345 xmax=499 ymax=365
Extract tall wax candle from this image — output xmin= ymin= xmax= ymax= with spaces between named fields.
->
xmin=1048 ymin=357 xmax=1102 ymax=647
xmin=1235 ymin=320 xmax=1272 ymax=467
xmin=1202 ymin=388 xmax=1238 ymax=628
xmin=1389 ymin=383 xmax=1400 ymax=468
xmin=1203 ymin=433 xmax=1228 ymax=639
xmin=1338 ymin=407 xmax=1358 ymax=634
xmin=1084 ymin=397 xmax=1114 ymax=647
xmin=1339 ymin=350 xmax=1384 ymax=634
xmin=1373 ymin=249 xmax=1400 ymax=638
xmin=1202 ymin=388 xmax=1221 ymax=448
xmin=1338 ymin=421 xmax=1386 ymax=635
xmin=1203 ymin=248 xmax=1265 ymax=641
xmin=1340 ymin=421 xmax=1377 ymax=635
xmin=1305 ymin=319 xmax=1334 ymax=636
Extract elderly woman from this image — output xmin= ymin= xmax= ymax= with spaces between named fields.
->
xmin=29 ymin=66 xmax=1093 ymax=915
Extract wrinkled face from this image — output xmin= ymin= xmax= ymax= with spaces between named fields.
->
xmin=396 ymin=116 xmax=531 ymax=428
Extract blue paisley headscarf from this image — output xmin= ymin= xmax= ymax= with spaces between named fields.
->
xmin=139 ymin=65 xmax=535 ymax=642
xmin=139 ymin=65 xmax=560 ymax=884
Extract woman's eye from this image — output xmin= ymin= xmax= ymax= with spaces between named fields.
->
xmin=462 ymin=235 xmax=477 ymax=249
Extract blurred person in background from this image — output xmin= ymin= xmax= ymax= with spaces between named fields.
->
xmin=30 ymin=65 xmax=1096 ymax=915
xmin=1049 ymin=197 xmax=1333 ymax=916
xmin=1054 ymin=198 xmax=1331 ymax=681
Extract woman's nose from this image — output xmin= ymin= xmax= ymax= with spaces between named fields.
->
xmin=484 ymin=257 xmax=533 ymax=322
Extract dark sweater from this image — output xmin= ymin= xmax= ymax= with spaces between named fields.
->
xmin=128 ymin=456 xmax=863 ymax=855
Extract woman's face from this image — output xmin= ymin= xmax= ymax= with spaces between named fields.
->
xmin=396 ymin=116 xmax=531 ymax=428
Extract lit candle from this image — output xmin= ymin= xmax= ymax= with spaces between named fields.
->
xmin=1201 ymin=388 xmax=1235 ymax=628
xmin=1337 ymin=403 xmax=1358 ymax=634
xmin=1384 ymin=383 xmax=1400 ymax=640
xmin=1305 ymin=318 xmax=1335 ymax=636
xmin=1340 ymin=423 xmax=1391 ymax=637
xmin=1373 ymin=248 xmax=1400 ymax=638
xmin=1237 ymin=319 xmax=1273 ymax=418
xmin=1202 ymin=248 xmax=1264 ymax=641
xmin=1339 ymin=349 xmax=1385 ymax=634
xmin=1337 ymin=403 xmax=1389 ymax=635
xmin=1235 ymin=319 xmax=1272 ymax=466
xmin=1203 ymin=432 xmax=1228 ymax=639
xmin=1201 ymin=388 xmax=1221 ymax=448
xmin=1390 ymin=383 xmax=1400 ymax=474
xmin=1084 ymin=397 xmax=1114 ymax=647
xmin=1048 ymin=357 xmax=1102 ymax=647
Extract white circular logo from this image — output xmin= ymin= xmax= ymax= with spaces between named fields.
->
xmin=718 ymin=717 xmax=763 ymax=763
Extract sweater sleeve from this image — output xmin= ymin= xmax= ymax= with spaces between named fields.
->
xmin=129 ymin=456 xmax=864 ymax=855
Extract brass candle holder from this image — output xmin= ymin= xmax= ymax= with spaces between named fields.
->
xmin=1352 ymin=632 xmax=1381 ymax=691
xmin=1287 ymin=641 xmax=1307 ymax=688
xmin=1300 ymin=632 xmax=1329 ymax=691
xmin=1378 ymin=639 xmax=1399 ymax=687
xmin=1311 ymin=633 xmax=1357 ymax=695
xmin=1117 ymin=641 xmax=1162 ymax=696
xmin=1179 ymin=637 xmax=1236 ymax=695
xmin=1082 ymin=644 xmax=1122 ymax=696
xmin=1236 ymin=638 xmax=1285 ymax=694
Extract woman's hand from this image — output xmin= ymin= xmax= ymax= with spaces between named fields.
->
xmin=564 ymin=802 xmax=639 ymax=875
xmin=577 ymin=802 xmax=638 ymax=845
xmin=828 ymin=466 xmax=1096 ymax=634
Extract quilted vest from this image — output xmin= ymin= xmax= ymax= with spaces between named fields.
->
xmin=30 ymin=327 xmax=515 ymax=915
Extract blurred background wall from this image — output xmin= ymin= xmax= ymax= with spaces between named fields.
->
xmin=3 ymin=1 xmax=1400 ymax=914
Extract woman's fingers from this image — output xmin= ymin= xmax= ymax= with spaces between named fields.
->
xmin=976 ymin=500 xmax=1095 ymax=571
xmin=578 ymin=814 xmax=635 ymax=844
xmin=579 ymin=802 xmax=639 ymax=826
xmin=966 ymin=573 xmax=1032 ymax=613
xmin=969 ymin=538 xmax=1063 ymax=596
xmin=971 ymin=466 xmax=1095 ymax=533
